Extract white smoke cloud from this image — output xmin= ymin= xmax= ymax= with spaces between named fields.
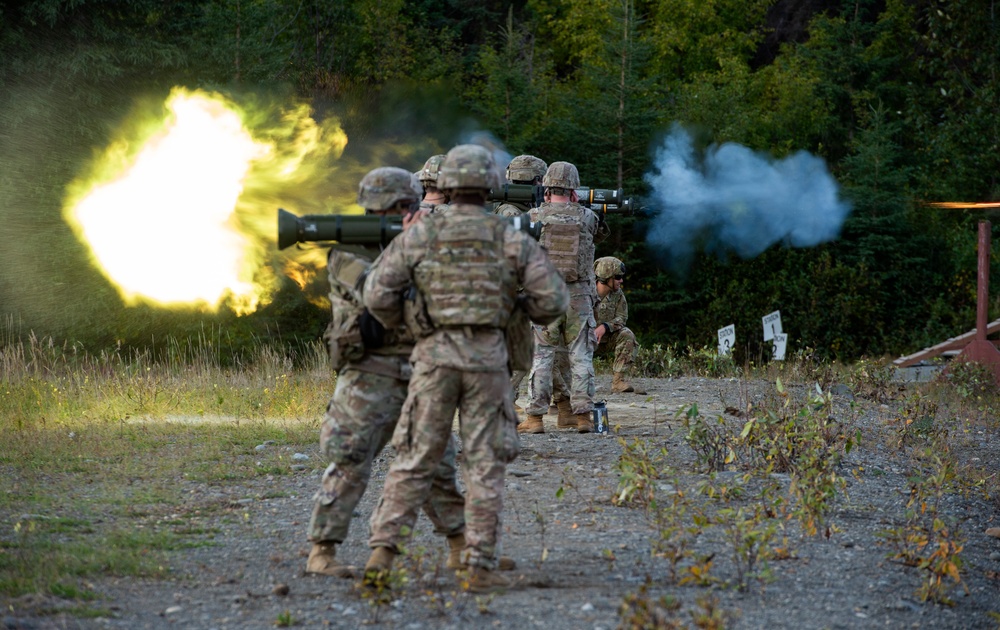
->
xmin=644 ymin=125 xmax=851 ymax=271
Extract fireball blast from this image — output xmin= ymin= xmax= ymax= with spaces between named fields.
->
xmin=277 ymin=208 xmax=540 ymax=250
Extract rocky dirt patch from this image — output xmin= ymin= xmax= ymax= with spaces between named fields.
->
xmin=4 ymin=375 xmax=1000 ymax=629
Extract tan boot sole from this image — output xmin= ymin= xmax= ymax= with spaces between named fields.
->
xmin=305 ymin=560 xmax=356 ymax=579
xmin=467 ymin=570 xmax=512 ymax=593
xmin=449 ymin=556 xmax=516 ymax=571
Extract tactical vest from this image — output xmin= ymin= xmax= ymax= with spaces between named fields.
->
xmin=413 ymin=215 xmax=515 ymax=329
xmin=324 ymin=249 xmax=414 ymax=369
xmin=538 ymin=202 xmax=588 ymax=283
xmin=323 ymin=253 xmax=369 ymax=371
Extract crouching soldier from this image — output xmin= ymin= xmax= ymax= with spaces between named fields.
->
xmin=594 ymin=256 xmax=645 ymax=394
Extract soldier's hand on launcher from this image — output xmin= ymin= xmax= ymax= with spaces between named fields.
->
xmin=402 ymin=206 xmax=428 ymax=230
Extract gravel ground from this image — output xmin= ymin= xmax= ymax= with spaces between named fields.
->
xmin=4 ymin=375 xmax=1000 ymax=629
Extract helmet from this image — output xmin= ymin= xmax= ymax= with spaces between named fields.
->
xmin=506 ymin=155 xmax=547 ymax=183
xmin=357 ymin=167 xmax=423 ymax=211
xmin=418 ymin=154 xmax=447 ymax=186
xmin=542 ymin=161 xmax=580 ymax=189
xmin=438 ymin=144 xmax=500 ymax=192
xmin=595 ymin=256 xmax=625 ymax=282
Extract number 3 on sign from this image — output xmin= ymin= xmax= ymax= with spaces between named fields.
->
xmin=717 ymin=324 xmax=736 ymax=357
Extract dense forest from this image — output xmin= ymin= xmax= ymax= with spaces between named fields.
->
xmin=1 ymin=0 xmax=998 ymax=363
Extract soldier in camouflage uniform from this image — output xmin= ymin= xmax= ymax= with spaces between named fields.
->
xmin=493 ymin=155 xmax=570 ymax=417
xmin=417 ymin=154 xmax=450 ymax=215
xmin=493 ymin=154 xmax=547 ymax=219
xmin=306 ymin=167 xmax=467 ymax=579
xmin=520 ymin=161 xmax=607 ymax=434
xmin=362 ymin=145 xmax=569 ymax=593
xmin=594 ymin=256 xmax=646 ymax=395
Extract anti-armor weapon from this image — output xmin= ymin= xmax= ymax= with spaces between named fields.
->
xmin=487 ymin=183 xmax=637 ymax=215
xmin=277 ymin=208 xmax=540 ymax=250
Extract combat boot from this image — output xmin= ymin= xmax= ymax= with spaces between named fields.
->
xmin=555 ymin=399 xmax=576 ymax=429
xmin=517 ymin=415 xmax=545 ymax=434
xmin=576 ymin=412 xmax=594 ymax=434
xmin=613 ymin=372 xmax=645 ymax=394
xmin=446 ymin=533 xmax=466 ymax=570
xmin=361 ymin=546 xmax=397 ymax=587
xmin=466 ymin=566 xmax=512 ymax=593
xmin=446 ymin=533 xmax=517 ymax=571
xmin=612 ymin=372 xmax=634 ymax=393
xmin=305 ymin=542 xmax=356 ymax=578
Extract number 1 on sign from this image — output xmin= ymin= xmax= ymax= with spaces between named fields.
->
xmin=762 ymin=310 xmax=782 ymax=342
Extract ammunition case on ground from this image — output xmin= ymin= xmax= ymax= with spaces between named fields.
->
xmin=277 ymin=208 xmax=541 ymax=250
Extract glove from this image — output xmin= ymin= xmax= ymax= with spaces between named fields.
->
xmin=359 ymin=309 xmax=386 ymax=349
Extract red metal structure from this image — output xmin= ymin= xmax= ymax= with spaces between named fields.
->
xmin=894 ymin=220 xmax=1000 ymax=385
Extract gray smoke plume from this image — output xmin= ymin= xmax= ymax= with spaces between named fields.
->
xmin=458 ymin=129 xmax=512 ymax=183
xmin=644 ymin=126 xmax=851 ymax=271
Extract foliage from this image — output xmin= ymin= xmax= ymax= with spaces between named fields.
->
xmin=848 ymin=356 xmax=898 ymax=403
xmin=714 ymin=502 xmax=779 ymax=592
xmin=879 ymin=446 xmax=969 ymax=605
xmin=613 ymin=436 xmax=669 ymax=507
xmin=676 ymin=379 xmax=854 ymax=537
xmin=1 ymin=0 xmax=999 ymax=362
xmin=738 ymin=381 xmax=851 ymax=536
xmin=679 ymin=404 xmax=732 ymax=473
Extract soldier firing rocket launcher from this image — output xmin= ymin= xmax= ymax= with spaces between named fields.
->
xmin=487 ymin=184 xmax=639 ymax=216
xmin=277 ymin=182 xmax=636 ymax=250
xmin=276 ymin=208 xmax=540 ymax=250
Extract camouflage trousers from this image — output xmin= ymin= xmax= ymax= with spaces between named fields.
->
xmin=527 ymin=294 xmax=596 ymax=415
xmin=369 ymin=364 xmax=518 ymax=570
xmin=596 ymin=327 xmax=638 ymax=374
xmin=510 ymin=347 xmax=569 ymax=403
xmin=308 ymin=367 xmax=466 ymax=544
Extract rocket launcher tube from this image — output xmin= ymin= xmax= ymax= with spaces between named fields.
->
xmin=486 ymin=184 xmax=634 ymax=215
xmin=277 ymin=208 xmax=541 ymax=250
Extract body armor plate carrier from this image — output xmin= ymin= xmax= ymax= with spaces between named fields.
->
xmin=414 ymin=216 xmax=516 ymax=329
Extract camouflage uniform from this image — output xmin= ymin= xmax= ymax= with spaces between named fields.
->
xmin=492 ymin=155 xmax=569 ymax=405
xmin=364 ymin=149 xmax=568 ymax=571
xmin=526 ymin=162 xmax=606 ymax=424
xmin=308 ymin=168 xmax=466 ymax=554
xmin=595 ymin=287 xmax=638 ymax=373
xmin=417 ymin=154 xmax=450 ymax=215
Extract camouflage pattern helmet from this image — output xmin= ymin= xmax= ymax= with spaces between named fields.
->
xmin=437 ymin=144 xmax=501 ymax=192
xmin=357 ymin=166 xmax=423 ymax=211
xmin=506 ymin=155 xmax=548 ymax=183
xmin=595 ymin=256 xmax=626 ymax=282
xmin=418 ymin=154 xmax=447 ymax=186
xmin=542 ymin=161 xmax=580 ymax=189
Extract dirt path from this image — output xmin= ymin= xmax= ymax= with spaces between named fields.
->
xmin=5 ymin=375 xmax=1000 ymax=629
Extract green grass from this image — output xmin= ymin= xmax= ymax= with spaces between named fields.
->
xmin=0 ymin=526 xmax=180 ymax=597
xmin=0 ymin=332 xmax=330 ymax=600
